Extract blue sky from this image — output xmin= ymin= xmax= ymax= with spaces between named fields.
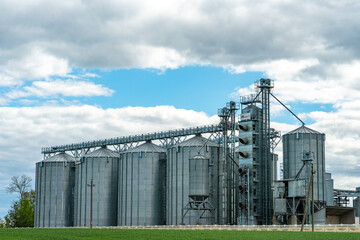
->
xmin=6 ymin=65 xmax=329 ymax=124
xmin=1 ymin=0 xmax=360 ymax=219
xmin=8 ymin=66 xmax=264 ymax=115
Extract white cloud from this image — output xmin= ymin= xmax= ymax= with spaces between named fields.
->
xmin=0 ymin=48 xmax=70 ymax=86
xmin=229 ymin=86 xmax=254 ymax=99
xmin=0 ymin=97 xmax=9 ymax=105
xmin=6 ymin=79 xmax=114 ymax=99
xmin=230 ymin=60 xmax=360 ymax=106
xmin=228 ymin=59 xmax=320 ymax=81
xmin=1 ymin=1 xmax=360 ymax=73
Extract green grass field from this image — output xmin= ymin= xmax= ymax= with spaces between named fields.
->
xmin=0 ymin=229 xmax=359 ymax=240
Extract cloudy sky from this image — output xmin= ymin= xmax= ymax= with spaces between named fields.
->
xmin=1 ymin=0 xmax=360 ymax=218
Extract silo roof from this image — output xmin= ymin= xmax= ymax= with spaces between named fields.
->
xmin=84 ymin=147 xmax=119 ymax=158
xmin=44 ymin=152 xmax=75 ymax=162
xmin=190 ymin=154 xmax=208 ymax=160
xmin=127 ymin=142 xmax=166 ymax=153
xmin=284 ymin=125 xmax=321 ymax=135
xmin=178 ymin=135 xmax=219 ymax=147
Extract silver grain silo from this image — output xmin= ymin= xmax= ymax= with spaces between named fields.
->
xmin=118 ymin=141 xmax=166 ymax=226
xmin=74 ymin=147 xmax=119 ymax=227
xmin=283 ymin=126 xmax=326 ymax=202
xmin=34 ymin=152 xmax=75 ymax=228
xmin=189 ymin=154 xmax=209 ymax=199
xmin=166 ymin=135 xmax=220 ymax=225
xmin=325 ymin=172 xmax=334 ymax=206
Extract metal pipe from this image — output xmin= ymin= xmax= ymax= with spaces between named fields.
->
xmin=270 ymin=92 xmax=305 ymax=126
xmin=252 ymin=89 xmax=262 ymax=102
xmin=87 ymin=178 xmax=95 ymax=229
xmin=247 ymin=167 xmax=250 ymax=224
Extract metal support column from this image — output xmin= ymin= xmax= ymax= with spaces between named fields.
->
xmin=258 ymin=79 xmax=273 ymax=225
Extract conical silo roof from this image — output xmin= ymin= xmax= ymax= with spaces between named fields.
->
xmin=84 ymin=147 xmax=119 ymax=158
xmin=284 ymin=125 xmax=321 ymax=135
xmin=127 ymin=142 xmax=166 ymax=153
xmin=44 ymin=152 xmax=75 ymax=162
xmin=177 ymin=135 xmax=219 ymax=147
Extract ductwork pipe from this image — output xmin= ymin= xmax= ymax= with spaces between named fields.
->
xmin=239 ymin=151 xmax=249 ymax=158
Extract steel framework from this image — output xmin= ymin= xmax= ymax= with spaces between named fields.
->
xmin=218 ymin=101 xmax=240 ymax=224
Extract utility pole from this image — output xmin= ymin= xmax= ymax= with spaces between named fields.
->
xmin=311 ymin=164 xmax=314 ymax=232
xmin=300 ymin=165 xmax=314 ymax=232
xmin=87 ymin=178 xmax=95 ymax=229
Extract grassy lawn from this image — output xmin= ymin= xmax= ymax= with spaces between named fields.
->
xmin=0 ymin=228 xmax=359 ymax=240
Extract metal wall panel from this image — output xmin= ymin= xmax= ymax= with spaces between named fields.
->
xmin=274 ymin=198 xmax=287 ymax=214
xmin=354 ymin=198 xmax=360 ymax=217
xmin=288 ymin=180 xmax=306 ymax=197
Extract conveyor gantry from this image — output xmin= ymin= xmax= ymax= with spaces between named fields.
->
xmin=41 ymin=124 xmax=222 ymax=155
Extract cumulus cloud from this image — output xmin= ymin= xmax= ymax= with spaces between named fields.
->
xmin=230 ymin=59 xmax=360 ymax=107
xmin=0 ymin=48 xmax=70 ymax=86
xmin=0 ymin=1 xmax=360 ymax=74
xmin=6 ymin=79 xmax=114 ymax=99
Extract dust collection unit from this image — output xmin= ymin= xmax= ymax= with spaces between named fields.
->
xmin=34 ymin=79 xmax=360 ymax=227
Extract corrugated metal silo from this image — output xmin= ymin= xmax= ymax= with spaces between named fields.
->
xmin=282 ymin=126 xmax=326 ymax=202
xmin=118 ymin=141 xmax=166 ymax=226
xmin=34 ymin=152 xmax=75 ymax=228
xmin=74 ymin=147 xmax=119 ymax=227
xmin=166 ymin=135 xmax=220 ymax=225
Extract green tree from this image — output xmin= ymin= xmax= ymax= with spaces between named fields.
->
xmin=5 ymin=175 xmax=35 ymax=228
xmin=5 ymin=190 xmax=35 ymax=228
xmin=0 ymin=218 xmax=5 ymax=228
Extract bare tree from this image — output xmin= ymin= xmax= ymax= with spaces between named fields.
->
xmin=6 ymin=175 xmax=32 ymax=199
